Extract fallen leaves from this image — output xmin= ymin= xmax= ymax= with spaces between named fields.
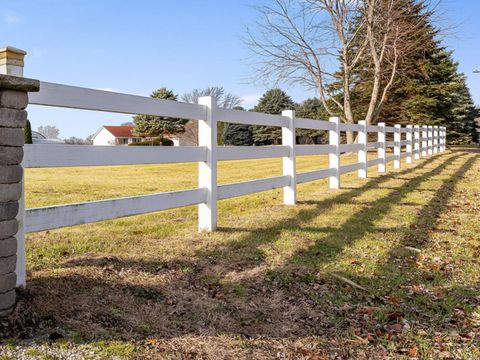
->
xmin=354 ymin=306 xmax=377 ymax=316
xmin=408 ymin=346 xmax=418 ymax=357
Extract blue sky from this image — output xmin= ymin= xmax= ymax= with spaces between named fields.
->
xmin=1 ymin=0 xmax=479 ymax=139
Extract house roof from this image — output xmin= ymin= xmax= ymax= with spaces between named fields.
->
xmin=103 ymin=125 xmax=136 ymax=138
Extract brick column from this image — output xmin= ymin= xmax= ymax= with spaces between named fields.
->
xmin=0 ymin=47 xmax=39 ymax=317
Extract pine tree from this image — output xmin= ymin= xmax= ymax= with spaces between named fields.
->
xmin=446 ymin=70 xmax=477 ymax=144
xmin=24 ymin=119 xmax=32 ymax=144
xmin=378 ymin=48 xmax=476 ymax=144
xmin=222 ymin=123 xmax=254 ymax=145
xmin=295 ymin=98 xmax=329 ymax=144
xmin=252 ymin=89 xmax=295 ymax=145
xmin=347 ymin=0 xmax=476 ymax=144
xmin=222 ymin=106 xmax=254 ymax=145
xmin=133 ymin=88 xmax=188 ymax=140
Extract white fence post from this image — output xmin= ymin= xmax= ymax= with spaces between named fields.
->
xmin=198 ymin=96 xmax=217 ymax=231
xmin=421 ymin=126 xmax=428 ymax=158
xmin=433 ymin=126 xmax=439 ymax=154
xmin=358 ymin=120 xmax=367 ymax=178
xmin=281 ymin=110 xmax=296 ymax=205
xmin=378 ymin=122 xmax=386 ymax=173
xmin=427 ymin=125 xmax=433 ymax=156
xmin=414 ymin=125 xmax=420 ymax=160
xmin=439 ymin=127 xmax=443 ymax=152
xmin=441 ymin=126 xmax=446 ymax=152
xmin=329 ymin=117 xmax=340 ymax=189
xmin=406 ymin=125 xmax=413 ymax=164
xmin=394 ymin=124 xmax=401 ymax=169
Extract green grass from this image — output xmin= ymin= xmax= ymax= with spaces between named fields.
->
xmin=1 ymin=148 xmax=479 ymax=359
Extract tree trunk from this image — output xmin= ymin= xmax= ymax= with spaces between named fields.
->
xmin=346 ymin=131 xmax=354 ymax=144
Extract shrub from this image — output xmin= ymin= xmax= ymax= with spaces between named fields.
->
xmin=24 ymin=119 xmax=33 ymax=144
xmin=129 ymin=138 xmax=174 ymax=146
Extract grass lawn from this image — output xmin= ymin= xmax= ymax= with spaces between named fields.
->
xmin=1 ymin=147 xmax=479 ymax=359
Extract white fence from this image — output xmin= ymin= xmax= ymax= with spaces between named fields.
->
xmin=16 ymin=81 xmax=447 ymax=286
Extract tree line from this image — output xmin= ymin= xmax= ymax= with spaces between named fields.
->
xmin=133 ymin=0 xmax=477 ymax=146
xmin=26 ymin=0 xmax=478 ymax=146
xmin=244 ymin=0 xmax=477 ymax=144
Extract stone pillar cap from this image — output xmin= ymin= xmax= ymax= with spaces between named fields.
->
xmin=0 ymin=47 xmax=27 ymax=76
xmin=0 ymin=47 xmax=27 ymax=56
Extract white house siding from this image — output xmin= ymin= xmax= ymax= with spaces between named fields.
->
xmin=93 ymin=128 xmax=116 ymax=146
xmin=93 ymin=126 xmax=182 ymax=146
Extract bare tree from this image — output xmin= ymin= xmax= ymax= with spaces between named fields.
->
xmin=37 ymin=125 xmax=60 ymax=139
xmin=182 ymin=86 xmax=243 ymax=145
xmin=64 ymin=137 xmax=88 ymax=145
xmin=181 ymin=86 xmax=242 ymax=109
xmin=246 ymin=0 xmax=431 ymax=143
xmin=179 ymin=120 xmax=199 ymax=146
xmin=85 ymin=133 xmax=94 ymax=145
xmin=64 ymin=134 xmax=95 ymax=145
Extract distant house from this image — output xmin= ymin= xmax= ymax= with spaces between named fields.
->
xmin=92 ymin=126 xmax=143 ymax=146
xmin=92 ymin=125 xmax=184 ymax=146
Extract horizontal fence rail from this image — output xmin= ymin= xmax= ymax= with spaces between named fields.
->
xmin=218 ymin=175 xmax=290 ymax=200
xmin=26 ymin=188 xmax=206 ymax=233
xmin=217 ymin=107 xmax=288 ymax=127
xmin=24 ymin=144 xmax=207 ymax=167
xmin=23 ymin=80 xmax=447 ymax=241
xmin=29 ymin=82 xmax=207 ymax=120
xmin=217 ymin=146 xmax=288 ymax=161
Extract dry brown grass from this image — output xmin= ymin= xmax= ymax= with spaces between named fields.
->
xmin=1 ymin=148 xmax=479 ymax=359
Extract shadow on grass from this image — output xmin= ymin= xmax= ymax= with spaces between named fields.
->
xmin=197 ymin=153 xmax=465 ymax=273
xmin=2 ymin=151 xmax=478 ymax=357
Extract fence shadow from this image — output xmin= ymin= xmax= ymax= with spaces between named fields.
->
xmin=2 ymin=152 xmax=478 ymax=355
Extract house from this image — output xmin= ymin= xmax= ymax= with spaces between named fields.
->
xmin=92 ymin=126 xmax=143 ymax=146
xmin=91 ymin=125 xmax=200 ymax=146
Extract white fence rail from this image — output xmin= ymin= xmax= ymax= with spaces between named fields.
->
xmin=25 ymin=81 xmax=447 ymax=232
xmin=17 ymin=80 xmax=447 ymax=286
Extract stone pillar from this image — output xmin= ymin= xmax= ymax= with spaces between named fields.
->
xmin=0 ymin=47 xmax=39 ymax=317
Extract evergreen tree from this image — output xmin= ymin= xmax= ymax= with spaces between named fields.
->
xmin=24 ymin=119 xmax=32 ymax=144
xmin=133 ymin=88 xmax=188 ymax=140
xmin=347 ymin=0 xmax=476 ymax=144
xmin=295 ymin=98 xmax=329 ymax=144
xmin=222 ymin=106 xmax=254 ymax=145
xmin=446 ymin=70 xmax=477 ymax=144
xmin=379 ymin=48 xmax=476 ymax=144
xmin=252 ymin=89 xmax=295 ymax=145
xmin=222 ymin=123 xmax=254 ymax=146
